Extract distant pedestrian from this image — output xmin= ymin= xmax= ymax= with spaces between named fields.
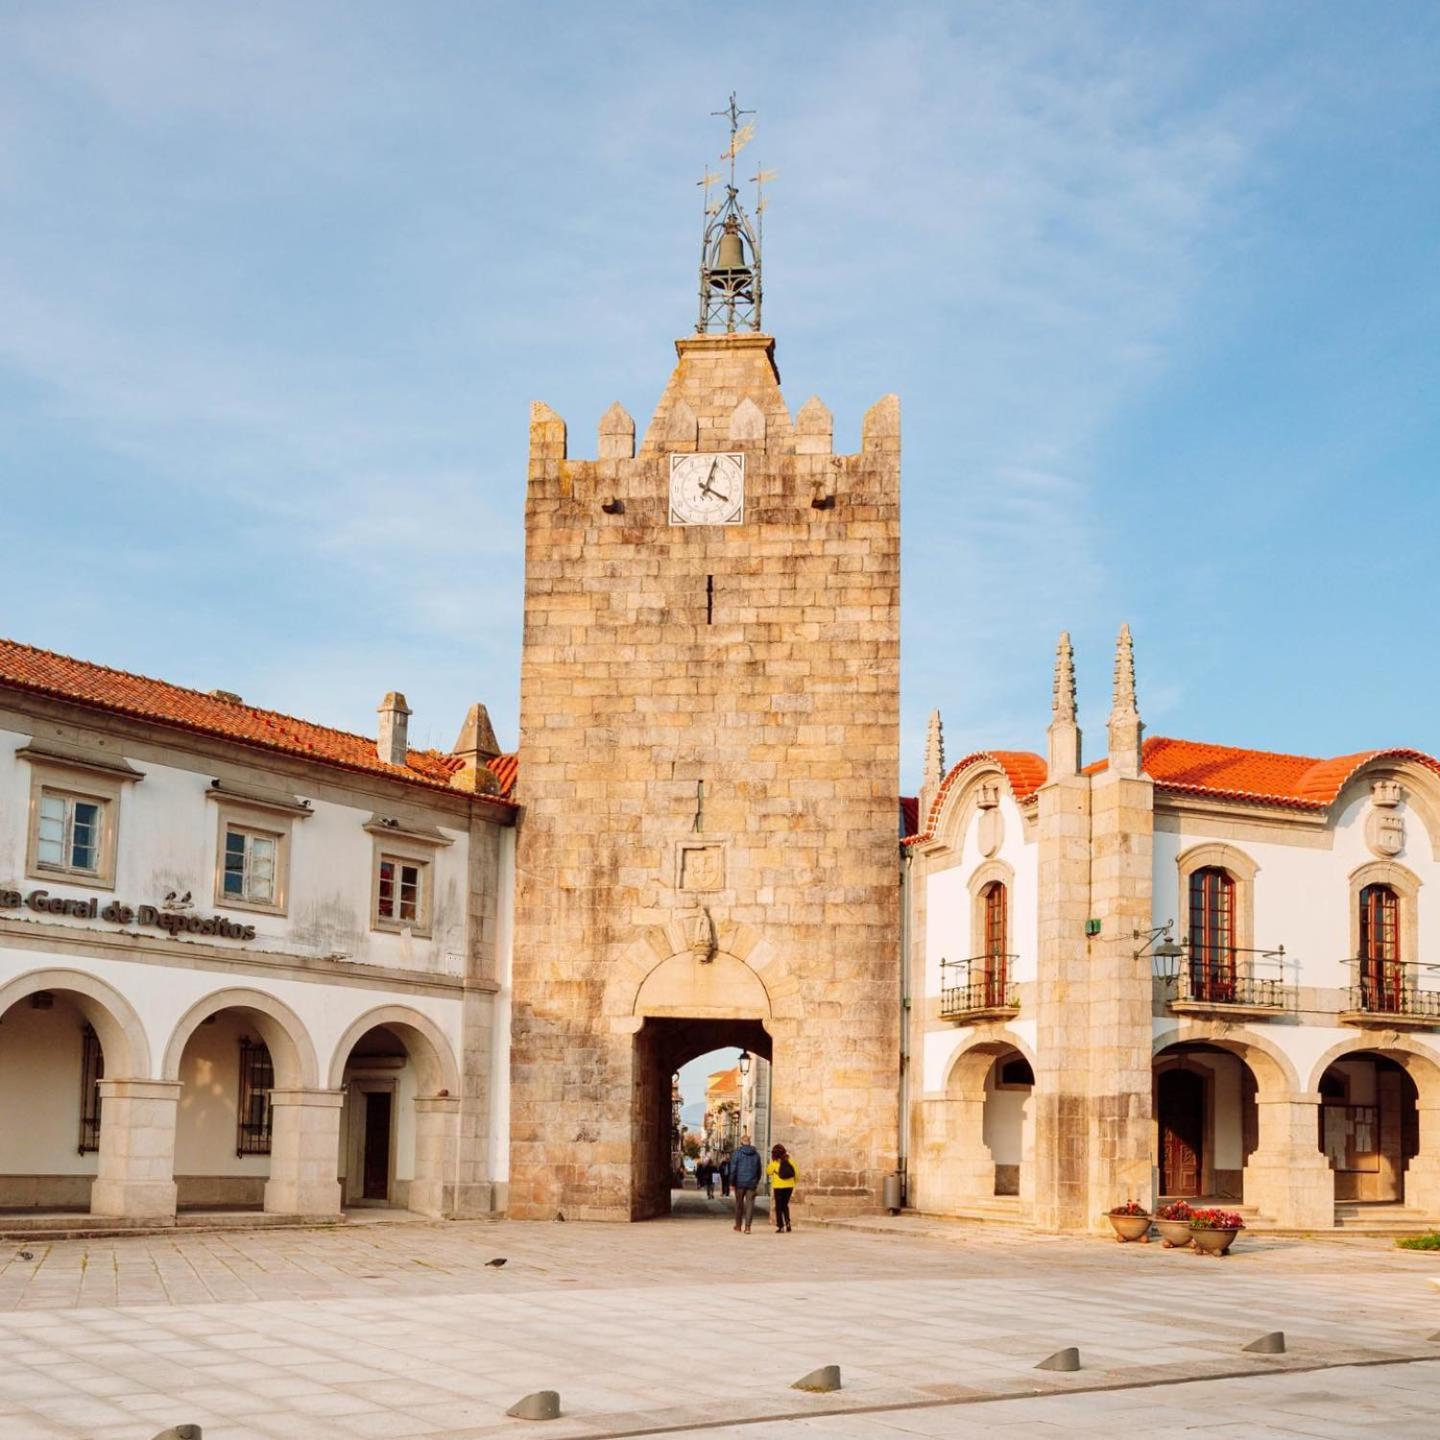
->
xmin=730 ymin=1132 xmax=762 ymax=1233
xmin=767 ymin=1144 xmax=797 ymax=1232
xmin=698 ymin=1158 xmax=713 ymax=1199
xmin=719 ymin=1155 xmax=731 ymax=1197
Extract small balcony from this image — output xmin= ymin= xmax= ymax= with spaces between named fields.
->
xmin=1165 ymin=946 xmax=1289 ymax=1021
xmin=1340 ymin=963 xmax=1440 ymax=1030
xmin=939 ymin=955 xmax=1019 ymax=1023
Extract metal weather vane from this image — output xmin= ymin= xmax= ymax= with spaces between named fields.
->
xmin=696 ymin=94 xmax=770 ymax=334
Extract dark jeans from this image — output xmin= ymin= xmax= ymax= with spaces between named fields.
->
xmin=733 ymin=1187 xmax=756 ymax=1229
xmin=773 ymin=1188 xmax=793 ymax=1229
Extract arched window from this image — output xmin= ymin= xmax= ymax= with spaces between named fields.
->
xmin=982 ymin=881 xmax=1008 ymax=1004
xmin=1188 ymin=867 xmax=1236 ymax=1002
xmin=1359 ymin=883 xmax=1402 ymax=1010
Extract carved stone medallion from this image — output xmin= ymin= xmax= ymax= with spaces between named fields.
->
xmin=1366 ymin=781 xmax=1405 ymax=858
xmin=678 ymin=843 xmax=725 ymax=892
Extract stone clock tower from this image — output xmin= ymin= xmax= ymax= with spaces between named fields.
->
xmin=509 ymin=104 xmax=901 ymax=1220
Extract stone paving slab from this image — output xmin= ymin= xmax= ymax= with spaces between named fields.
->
xmin=0 ymin=1209 xmax=1435 ymax=1438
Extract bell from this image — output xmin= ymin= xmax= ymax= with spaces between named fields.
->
xmin=712 ymin=227 xmax=748 ymax=276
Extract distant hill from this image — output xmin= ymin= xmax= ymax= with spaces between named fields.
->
xmin=681 ymin=1101 xmax=705 ymax=1128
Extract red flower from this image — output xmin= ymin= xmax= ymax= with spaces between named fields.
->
xmin=1189 ymin=1207 xmax=1245 ymax=1230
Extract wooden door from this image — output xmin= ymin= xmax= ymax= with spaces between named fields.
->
xmin=363 ymin=1091 xmax=393 ymax=1201
xmin=1159 ymin=1068 xmax=1204 ymax=1196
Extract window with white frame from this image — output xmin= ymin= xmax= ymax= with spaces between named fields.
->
xmin=222 ymin=825 xmax=280 ymax=906
xmin=35 ymin=788 xmax=107 ymax=876
xmin=375 ymin=853 xmax=428 ymax=930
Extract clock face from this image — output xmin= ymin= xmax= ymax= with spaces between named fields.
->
xmin=669 ymin=452 xmax=745 ymax=526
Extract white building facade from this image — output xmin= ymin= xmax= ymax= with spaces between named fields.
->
xmin=0 ymin=641 xmax=515 ymax=1223
xmin=904 ymin=627 xmax=1440 ymax=1232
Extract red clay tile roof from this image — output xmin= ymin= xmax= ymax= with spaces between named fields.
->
xmin=1088 ymin=736 xmax=1440 ymax=810
xmin=486 ymin=752 xmax=518 ymax=799
xmin=899 ymin=796 xmax=919 ymax=837
xmin=904 ymin=750 xmax=1048 ymax=843
xmin=0 ymin=637 xmax=516 ymax=808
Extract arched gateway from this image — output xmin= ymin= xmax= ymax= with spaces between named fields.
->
xmin=509 ymin=287 xmax=902 ymax=1220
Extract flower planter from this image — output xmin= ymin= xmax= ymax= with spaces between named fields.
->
xmin=1154 ymin=1218 xmax=1193 ymax=1249
xmin=1190 ymin=1226 xmax=1240 ymax=1256
xmin=1107 ymin=1212 xmax=1152 ymax=1243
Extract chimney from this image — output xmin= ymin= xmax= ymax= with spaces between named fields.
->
xmin=376 ymin=692 xmax=412 ymax=767
xmin=450 ymin=702 xmax=503 ymax=792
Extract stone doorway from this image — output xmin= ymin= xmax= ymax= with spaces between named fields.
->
xmin=334 ymin=1020 xmax=457 ymax=1215
xmin=1157 ymin=1068 xmax=1203 ymax=1197
xmin=1153 ymin=1043 xmax=1259 ymax=1202
xmin=632 ymin=1016 xmax=772 ymax=1220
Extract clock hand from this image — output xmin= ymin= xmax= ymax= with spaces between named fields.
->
xmin=699 ymin=480 xmax=729 ymax=502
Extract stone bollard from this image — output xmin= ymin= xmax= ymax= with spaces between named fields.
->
xmin=507 ymin=1391 xmax=561 ymax=1420
xmin=1243 ymin=1331 xmax=1286 ymax=1354
xmin=151 ymin=1428 xmax=202 ymax=1440
xmin=1035 ymin=1347 xmax=1081 ymax=1372
xmin=792 ymin=1365 xmax=842 ymax=1392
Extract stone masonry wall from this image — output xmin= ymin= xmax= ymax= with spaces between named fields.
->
xmin=511 ymin=332 xmax=901 ymax=1219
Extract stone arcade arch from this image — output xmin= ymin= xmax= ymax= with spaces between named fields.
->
xmin=1151 ymin=1025 xmax=1335 ymax=1227
xmin=163 ymin=988 xmax=330 ymax=1217
xmin=1309 ymin=1037 xmax=1440 ymax=1220
xmin=328 ymin=1006 xmax=462 ymax=1218
xmin=911 ymin=1032 xmax=1037 ymax=1217
xmin=0 ymin=968 xmax=154 ymax=1216
xmin=603 ymin=919 xmax=791 ymax=1222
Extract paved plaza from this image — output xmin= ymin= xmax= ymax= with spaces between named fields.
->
xmin=0 ymin=1199 xmax=1437 ymax=1439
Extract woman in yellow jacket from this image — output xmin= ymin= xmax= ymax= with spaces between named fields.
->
xmin=767 ymin=1144 xmax=796 ymax=1232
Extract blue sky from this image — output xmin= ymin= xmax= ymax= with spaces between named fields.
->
xmin=2 ymin=2 xmax=1438 ymax=788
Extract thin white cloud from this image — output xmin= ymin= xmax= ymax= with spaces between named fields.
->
xmin=0 ymin=2 xmax=1300 ymax=778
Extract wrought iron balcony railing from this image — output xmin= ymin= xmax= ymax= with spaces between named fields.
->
xmin=939 ymin=955 xmax=1019 ymax=1021
xmin=1344 ymin=962 xmax=1440 ymax=1023
xmin=1173 ymin=951 xmax=1287 ymax=1010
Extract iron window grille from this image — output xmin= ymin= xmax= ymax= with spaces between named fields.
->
xmin=78 ymin=1024 xmax=103 ymax=1154
xmin=236 ymin=1036 xmax=274 ymax=1156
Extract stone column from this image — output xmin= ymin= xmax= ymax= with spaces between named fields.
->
xmin=932 ymin=1091 xmax=995 ymax=1210
xmin=1032 ymin=772 xmax=1093 ymax=1231
xmin=90 ymin=1079 xmax=181 ymax=1219
xmin=410 ymin=1095 xmax=460 ymax=1218
xmin=1032 ymin=632 xmax=1094 ymax=1232
xmin=264 ymin=1088 xmax=343 ymax=1217
xmin=1083 ymin=626 xmax=1156 ymax=1226
xmin=1086 ymin=768 xmax=1156 ymax=1221
xmin=1403 ymin=1096 xmax=1440 ymax=1217
xmin=1019 ymin=1091 xmax=1038 ymax=1212
xmin=1245 ymin=1092 xmax=1334 ymax=1228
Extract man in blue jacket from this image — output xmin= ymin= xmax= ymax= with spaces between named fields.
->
xmin=729 ymin=1133 xmax=763 ymax=1233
